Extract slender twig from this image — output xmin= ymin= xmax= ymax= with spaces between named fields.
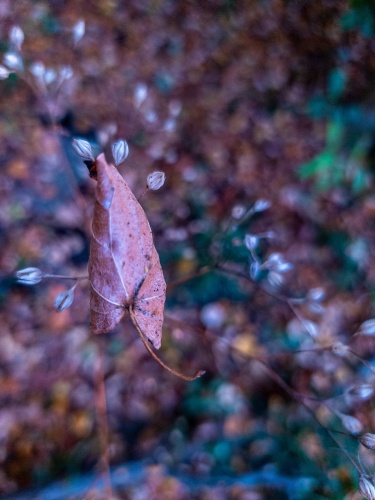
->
xmin=94 ymin=336 xmax=113 ymax=498
xmin=43 ymin=274 xmax=89 ymax=281
xmin=166 ymin=266 xmax=212 ymax=291
xmin=137 ymin=188 xmax=148 ymax=202
xmin=129 ymin=307 xmax=205 ymax=381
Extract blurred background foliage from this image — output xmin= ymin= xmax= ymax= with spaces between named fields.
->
xmin=0 ymin=0 xmax=375 ymax=499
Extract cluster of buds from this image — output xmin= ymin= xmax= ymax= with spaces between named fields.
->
xmin=72 ymin=138 xmax=166 ymax=192
xmin=15 ymin=267 xmax=82 ymax=313
xmin=0 ymin=26 xmax=24 ymax=79
xmin=0 ymin=23 xmax=81 ymax=85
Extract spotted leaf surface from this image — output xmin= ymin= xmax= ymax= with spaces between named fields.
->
xmin=88 ymin=153 xmax=166 ymax=348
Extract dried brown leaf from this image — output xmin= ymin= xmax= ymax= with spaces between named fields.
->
xmin=88 ymin=153 xmax=166 ymax=348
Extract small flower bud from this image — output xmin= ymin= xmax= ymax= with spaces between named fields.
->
xmin=307 ymin=287 xmax=325 ymax=302
xmin=72 ymin=20 xmax=85 ymax=44
xmin=347 ymin=384 xmax=374 ymax=401
xmin=134 ymin=83 xmax=147 ymax=107
xmin=359 ymin=475 xmax=375 ymax=500
xmin=263 ymin=253 xmax=293 ymax=273
xmin=59 ymin=65 xmax=73 ymax=81
xmin=244 ymin=234 xmax=258 ymax=251
xmin=29 ymin=61 xmax=45 ymax=79
xmin=359 ymin=319 xmax=375 ymax=336
xmin=9 ymin=26 xmax=24 ymax=51
xmin=339 ymin=413 xmax=362 ymax=434
xmin=147 ymin=171 xmax=166 ymax=190
xmin=231 ymin=204 xmax=245 ymax=219
xmin=267 ymin=270 xmax=284 ymax=287
xmin=331 ymin=341 xmax=349 ymax=357
xmin=0 ymin=65 xmax=13 ymax=79
xmin=16 ymin=267 xmax=44 ymax=285
xmin=307 ymin=302 xmax=325 ymax=314
xmin=359 ymin=434 xmax=375 ymax=450
xmin=43 ymin=68 xmax=57 ymax=85
xmin=54 ymin=287 xmax=75 ymax=312
xmin=112 ymin=139 xmax=129 ymax=166
xmin=250 ymin=261 xmax=260 ymax=280
xmin=304 ymin=320 xmax=319 ymax=338
xmin=72 ymin=138 xmax=94 ymax=161
xmin=253 ymin=199 xmax=271 ymax=212
xmin=3 ymin=52 xmax=23 ymax=72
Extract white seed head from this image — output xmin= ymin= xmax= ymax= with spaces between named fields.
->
xmin=244 ymin=234 xmax=259 ymax=251
xmin=54 ymin=287 xmax=75 ymax=312
xmin=16 ymin=267 xmax=44 ymax=285
xmin=267 ymin=270 xmax=284 ymax=287
xmin=359 ymin=319 xmax=375 ymax=336
xmin=59 ymin=65 xmax=73 ymax=81
xmin=263 ymin=253 xmax=293 ymax=273
xmin=9 ymin=26 xmax=24 ymax=51
xmin=3 ymin=52 xmax=23 ymax=71
xmin=263 ymin=230 xmax=276 ymax=239
xmin=231 ymin=204 xmax=245 ymax=219
xmin=250 ymin=260 xmax=260 ymax=280
xmin=339 ymin=413 xmax=362 ymax=434
xmin=307 ymin=287 xmax=325 ymax=302
xmin=43 ymin=68 xmax=57 ymax=85
xmin=331 ymin=341 xmax=349 ymax=357
xmin=347 ymin=384 xmax=374 ymax=401
xmin=134 ymin=83 xmax=147 ymax=107
xmin=72 ymin=138 xmax=94 ymax=161
xmin=112 ymin=139 xmax=129 ymax=166
xmin=147 ymin=171 xmax=166 ymax=190
xmin=0 ymin=65 xmax=13 ymax=79
xmin=73 ymin=19 xmax=85 ymax=44
xmin=360 ymin=434 xmax=375 ymax=450
xmin=307 ymin=302 xmax=325 ymax=314
xmin=359 ymin=475 xmax=375 ymax=500
xmin=29 ymin=61 xmax=45 ymax=79
xmin=254 ymin=199 xmax=271 ymax=212
xmin=303 ymin=320 xmax=319 ymax=338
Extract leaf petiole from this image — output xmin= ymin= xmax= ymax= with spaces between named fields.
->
xmin=129 ymin=307 xmax=205 ymax=381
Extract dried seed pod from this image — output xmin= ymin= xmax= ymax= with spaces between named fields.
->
xmin=0 ymin=65 xmax=13 ymax=79
xmin=147 ymin=171 xmax=166 ymax=191
xmin=359 ymin=433 xmax=375 ymax=450
xmin=359 ymin=475 xmax=375 ymax=500
xmin=54 ymin=287 xmax=75 ymax=312
xmin=73 ymin=20 xmax=85 ymax=44
xmin=72 ymin=138 xmax=94 ymax=161
xmin=112 ymin=139 xmax=129 ymax=166
xmin=9 ymin=26 xmax=24 ymax=51
xmin=16 ymin=267 xmax=44 ymax=285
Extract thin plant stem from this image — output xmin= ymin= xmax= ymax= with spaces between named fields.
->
xmin=129 ymin=307 xmax=205 ymax=381
xmin=43 ymin=274 xmax=89 ymax=281
xmin=137 ymin=188 xmax=148 ymax=202
xmin=166 ymin=266 xmax=211 ymax=291
xmin=94 ymin=336 xmax=113 ymax=498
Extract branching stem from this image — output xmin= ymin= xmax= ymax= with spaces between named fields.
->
xmin=129 ymin=307 xmax=205 ymax=381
